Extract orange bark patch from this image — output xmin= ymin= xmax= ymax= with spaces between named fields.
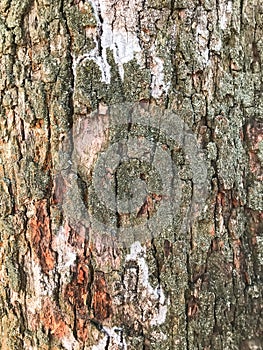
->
xmin=209 ymin=225 xmax=215 ymax=237
xmin=41 ymin=298 xmax=68 ymax=338
xmin=232 ymin=239 xmax=242 ymax=271
xmin=136 ymin=193 xmax=162 ymax=219
xmin=66 ymin=262 xmax=90 ymax=306
xmin=76 ymin=318 xmax=90 ymax=343
xmin=64 ymin=260 xmax=91 ymax=342
xmin=29 ymin=200 xmax=55 ymax=273
xmin=187 ymin=296 xmax=199 ymax=318
xmin=92 ymin=271 xmax=112 ymax=322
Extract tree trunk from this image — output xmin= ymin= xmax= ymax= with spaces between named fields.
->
xmin=0 ymin=0 xmax=262 ymax=349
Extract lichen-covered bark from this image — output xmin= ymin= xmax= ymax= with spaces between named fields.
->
xmin=0 ymin=0 xmax=262 ymax=349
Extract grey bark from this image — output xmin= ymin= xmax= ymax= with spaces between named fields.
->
xmin=0 ymin=0 xmax=262 ymax=349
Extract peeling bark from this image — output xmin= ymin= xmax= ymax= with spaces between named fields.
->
xmin=0 ymin=0 xmax=262 ymax=349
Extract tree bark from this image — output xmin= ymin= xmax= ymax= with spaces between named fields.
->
xmin=0 ymin=0 xmax=262 ymax=349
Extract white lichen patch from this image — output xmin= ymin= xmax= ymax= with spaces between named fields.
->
xmin=210 ymin=32 xmax=222 ymax=53
xmin=72 ymin=0 xmax=170 ymax=98
xmin=125 ymin=240 xmax=146 ymax=261
xmin=52 ymin=225 xmax=76 ymax=271
xmin=151 ymin=330 xmax=167 ymax=341
xmin=150 ymin=302 xmax=168 ymax=326
xmin=62 ymin=332 xmax=80 ymax=350
xmin=194 ymin=9 xmax=210 ymax=66
xmin=91 ymin=326 xmax=127 ymax=350
xmin=124 ymin=241 xmax=168 ymax=326
xmin=28 ymin=261 xmax=43 ymax=310
xmin=91 ymin=242 xmax=168 ymax=349
xmin=150 ymin=45 xmax=171 ymax=99
xmin=74 ymin=0 xmax=143 ymax=83
xmin=219 ymin=1 xmax=233 ymax=30
xmin=23 ymin=253 xmax=55 ymax=324
xmin=21 ymin=224 xmax=77 ymax=328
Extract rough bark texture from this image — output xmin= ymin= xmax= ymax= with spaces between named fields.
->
xmin=0 ymin=0 xmax=262 ymax=349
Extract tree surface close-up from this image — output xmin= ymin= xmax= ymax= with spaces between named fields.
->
xmin=0 ymin=0 xmax=262 ymax=349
